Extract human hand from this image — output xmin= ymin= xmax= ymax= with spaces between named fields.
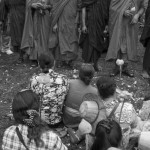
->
xmin=82 ymin=25 xmax=87 ymax=34
xmin=131 ymin=13 xmax=139 ymax=24
xmin=31 ymin=3 xmax=43 ymax=9
xmin=124 ymin=10 xmax=133 ymax=17
xmin=104 ymin=25 xmax=108 ymax=33
xmin=53 ymin=24 xmax=58 ymax=32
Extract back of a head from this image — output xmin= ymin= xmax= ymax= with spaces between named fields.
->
xmin=96 ymin=77 xmax=116 ymax=100
xmin=91 ymin=119 xmax=122 ymax=150
xmin=12 ymin=90 xmax=40 ymax=124
xmin=12 ymin=90 xmax=48 ymax=147
xmin=38 ymin=53 xmax=54 ymax=73
xmin=79 ymin=63 xmax=95 ymax=85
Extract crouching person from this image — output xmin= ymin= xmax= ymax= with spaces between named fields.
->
xmin=2 ymin=90 xmax=68 ymax=150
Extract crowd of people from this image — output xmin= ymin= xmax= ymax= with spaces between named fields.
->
xmin=0 ymin=0 xmax=149 ymax=78
xmin=1 ymin=0 xmax=150 ymax=150
xmin=1 ymin=53 xmax=150 ymax=150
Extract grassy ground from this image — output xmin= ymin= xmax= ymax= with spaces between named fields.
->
xmin=0 ymin=41 xmax=150 ymax=149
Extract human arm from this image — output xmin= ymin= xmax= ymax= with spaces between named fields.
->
xmin=131 ymin=0 xmax=145 ymax=24
xmin=31 ymin=2 xmax=44 ymax=9
xmin=82 ymin=7 xmax=87 ymax=33
xmin=53 ymin=23 xmax=58 ymax=32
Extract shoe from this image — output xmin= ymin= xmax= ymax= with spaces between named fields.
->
xmin=141 ymin=70 xmax=150 ymax=79
xmin=122 ymin=63 xmax=134 ymax=77
xmin=6 ymin=49 xmax=13 ymax=55
xmin=110 ymin=66 xmax=119 ymax=77
xmin=31 ymin=60 xmax=38 ymax=67
xmin=122 ymin=69 xmax=134 ymax=77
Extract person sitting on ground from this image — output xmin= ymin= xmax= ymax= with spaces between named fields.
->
xmin=96 ymin=77 xmax=139 ymax=148
xmin=63 ymin=63 xmax=97 ymax=128
xmin=30 ymin=53 xmax=69 ymax=129
xmin=91 ymin=119 xmax=122 ymax=150
xmin=2 ymin=90 xmax=68 ymax=150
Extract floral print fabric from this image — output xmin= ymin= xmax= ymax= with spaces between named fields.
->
xmin=103 ymin=99 xmax=138 ymax=148
xmin=30 ymin=69 xmax=69 ymax=125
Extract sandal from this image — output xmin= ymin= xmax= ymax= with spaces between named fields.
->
xmin=67 ymin=128 xmax=81 ymax=144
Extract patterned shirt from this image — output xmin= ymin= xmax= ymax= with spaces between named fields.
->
xmin=30 ymin=69 xmax=69 ymax=125
xmin=2 ymin=124 xmax=68 ymax=150
xmin=103 ymin=99 xmax=138 ymax=148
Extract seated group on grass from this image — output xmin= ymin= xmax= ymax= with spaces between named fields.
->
xmin=2 ymin=53 xmax=150 ymax=150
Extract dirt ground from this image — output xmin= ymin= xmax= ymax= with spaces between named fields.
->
xmin=0 ymin=40 xmax=150 ymax=149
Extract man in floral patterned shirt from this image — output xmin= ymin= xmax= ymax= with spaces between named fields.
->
xmin=30 ymin=53 xmax=69 ymax=126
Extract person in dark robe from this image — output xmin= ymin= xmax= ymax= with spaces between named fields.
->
xmin=106 ymin=0 xmax=146 ymax=77
xmin=49 ymin=0 xmax=80 ymax=68
xmin=21 ymin=0 xmax=52 ymax=67
xmin=79 ymin=0 xmax=110 ymax=71
xmin=1 ymin=0 xmax=26 ymax=63
xmin=140 ymin=0 xmax=150 ymax=79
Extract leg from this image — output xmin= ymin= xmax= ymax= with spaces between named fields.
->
xmin=16 ymin=47 xmax=24 ymax=64
xmin=110 ymin=50 xmax=121 ymax=77
xmin=142 ymin=40 xmax=150 ymax=78
xmin=122 ymin=53 xmax=134 ymax=77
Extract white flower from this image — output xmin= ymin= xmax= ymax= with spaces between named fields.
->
xmin=116 ymin=59 xmax=124 ymax=66
xmin=130 ymin=7 xmax=136 ymax=12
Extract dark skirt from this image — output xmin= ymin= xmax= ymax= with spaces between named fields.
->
xmin=80 ymin=33 xmax=101 ymax=63
xmin=143 ymin=40 xmax=150 ymax=74
xmin=5 ymin=0 xmax=26 ymax=47
xmin=140 ymin=0 xmax=150 ymax=74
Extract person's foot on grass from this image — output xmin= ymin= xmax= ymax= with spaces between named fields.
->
xmin=30 ymin=60 xmax=38 ymax=67
xmin=141 ymin=70 xmax=150 ymax=79
xmin=16 ymin=56 xmax=24 ymax=64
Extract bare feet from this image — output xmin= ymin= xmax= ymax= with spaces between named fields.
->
xmin=141 ymin=71 xmax=150 ymax=79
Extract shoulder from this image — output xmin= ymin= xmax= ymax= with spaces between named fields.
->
xmin=3 ymin=125 xmax=16 ymax=135
xmin=88 ymin=85 xmax=98 ymax=94
xmin=2 ymin=125 xmax=17 ymax=144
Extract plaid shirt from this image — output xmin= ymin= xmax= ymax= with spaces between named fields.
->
xmin=2 ymin=124 xmax=68 ymax=150
xmin=30 ymin=69 xmax=69 ymax=125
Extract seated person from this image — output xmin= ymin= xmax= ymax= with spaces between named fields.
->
xmin=63 ymin=63 xmax=96 ymax=128
xmin=96 ymin=77 xmax=138 ymax=148
xmin=69 ymin=77 xmax=138 ymax=147
xmin=30 ymin=53 xmax=69 ymax=127
xmin=91 ymin=119 xmax=122 ymax=150
xmin=2 ymin=90 xmax=67 ymax=150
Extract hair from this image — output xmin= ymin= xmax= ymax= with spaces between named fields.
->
xmin=91 ymin=119 xmax=122 ymax=150
xmin=96 ymin=77 xmax=116 ymax=100
xmin=38 ymin=52 xmax=54 ymax=73
xmin=79 ymin=63 xmax=95 ymax=85
xmin=12 ymin=90 xmax=49 ymax=147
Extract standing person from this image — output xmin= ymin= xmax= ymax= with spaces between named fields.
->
xmin=106 ymin=0 xmax=146 ymax=77
xmin=79 ymin=0 xmax=111 ymax=71
xmin=1 ymin=0 xmax=26 ymax=63
xmin=2 ymin=90 xmax=68 ymax=150
xmin=0 ymin=0 xmax=13 ymax=55
xmin=49 ymin=0 xmax=79 ymax=68
xmin=21 ymin=0 xmax=52 ymax=67
xmin=140 ymin=0 xmax=150 ymax=79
